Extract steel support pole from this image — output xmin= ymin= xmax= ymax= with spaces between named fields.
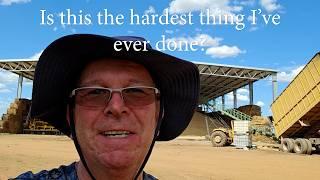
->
xmin=222 ymin=95 xmax=225 ymax=110
xmin=211 ymin=98 xmax=216 ymax=110
xmin=17 ymin=74 xmax=23 ymax=99
xmin=249 ymin=82 xmax=253 ymax=105
xmin=272 ymin=73 xmax=278 ymax=101
xmin=233 ymin=89 xmax=237 ymax=108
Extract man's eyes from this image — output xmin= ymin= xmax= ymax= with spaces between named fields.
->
xmin=87 ymin=89 xmax=108 ymax=95
xmin=125 ymin=88 xmax=145 ymax=94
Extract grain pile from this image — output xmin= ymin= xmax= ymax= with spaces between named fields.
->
xmin=181 ymin=112 xmax=208 ymax=136
xmin=1 ymin=98 xmax=31 ymax=134
xmin=252 ymin=134 xmax=277 ymax=144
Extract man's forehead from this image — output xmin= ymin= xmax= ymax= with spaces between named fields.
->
xmin=88 ymin=58 xmax=143 ymax=67
xmin=77 ymin=58 xmax=155 ymax=85
xmin=79 ymin=78 xmax=154 ymax=86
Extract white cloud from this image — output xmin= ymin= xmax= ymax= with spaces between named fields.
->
xmin=29 ymin=50 xmax=43 ymax=60
xmin=0 ymin=0 xmax=30 ymax=6
xmin=168 ymin=0 xmax=237 ymax=14
xmin=0 ymin=97 xmax=13 ymax=117
xmin=226 ymin=88 xmax=249 ymax=103
xmin=277 ymin=65 xmax=304 ymax=82
xmin=237 ymin=88 xmax=249 ymax=94
xmin=256 ymin=101 xmax=265 ymax=107
xmin=0 ymin=83 xmax=11 ymax=93
xmin=237 ymin=94 xmax=249 ymax=101
xmin=234 ymin=0 xmax=255 ymax=6
xmin=196 ymin=34 xmax=222 ymax=47
xmin=224 ymin=89 xmax=249 ymax=108
xmin=127 ymin=30 xmax=134 ymax=34
xmin=260 ymin=0 xmax=281 ymax=12
xmin=232 ymin=6 xmax=243 ymax=12
xmin=23 ymin=78 xmax=33 ymax=86
xmin=165 ymin=34 xmax=222 ymax=49
xmin=166 ymin=33 xmax=244 ymax=59
xmin=165 ymin=30 xmax=174 ymax=34
xmin=0 ymin=71 xmax=18 ymax=84
xmin=0 ymin=100 xmax=10 ymax=113
xmin=167 ymin=0 xmax=247 ymax=26
xmin=206 ymin=45 xmax=245 ymax=58
xmin=53 ymin=27 xmax=58 ymax=31
xmin=0 ymin=88 xmax=11 ymax=93
xmin=247 ymin=15 xmax=254 ymax=23
xmin=144 ymin=6 xmax=156 ymax=15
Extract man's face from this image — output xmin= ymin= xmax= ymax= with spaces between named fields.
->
xmin=72 ymin=59 xmax=159 ymax=172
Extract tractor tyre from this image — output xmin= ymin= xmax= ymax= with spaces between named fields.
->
xmin=211 ymin=131 xmax=228 ymax=147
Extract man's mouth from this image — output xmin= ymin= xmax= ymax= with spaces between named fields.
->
xmin=102 ymin=130 xmax=132 ymax=138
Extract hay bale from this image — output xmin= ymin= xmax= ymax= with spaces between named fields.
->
xmin=10 ymin=102 xmax=19 ymax=109
xmin=8 ymin=117 xmax=23 ymax=134
xmin=11 ymin=99 xmax=30 ymax=113
xmin=7 ymin=108 xmax=18 ymax=115
xmin=250 ymin=116 xmax=271 ymax=126
xmin=2 ymin=120 xmax=9 ymax=133
xmin=237 ymin=105 xmax=261 ymax=116
xmin=1 ymin=99 xmax=31 ymax=134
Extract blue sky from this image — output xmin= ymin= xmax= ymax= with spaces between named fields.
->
xmin=0 ymin=0 xmax=319 ymax=117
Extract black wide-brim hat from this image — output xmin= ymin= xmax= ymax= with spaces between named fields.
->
xmin=31 ymin=34 xmax=199 ymax=141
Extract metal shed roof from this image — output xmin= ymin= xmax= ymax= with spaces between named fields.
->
xmin=193 ymin=61 xmax=277 ymax=103
xmin=0 ymin=59 xmax=37 ymax=80
xmin=0 ymin=59 xmax=277 ymax=103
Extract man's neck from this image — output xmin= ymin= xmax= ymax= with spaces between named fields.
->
xmin=76 ymin=161 xmax=143 ymax=180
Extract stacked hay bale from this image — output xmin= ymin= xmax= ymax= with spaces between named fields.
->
xmin=237 ymin=105 xmax=261 ymax=116
xmin=1 ymin=98 xmax=31 ymax=134
xmin=0 ymin=118 xmax=3 ymax=133
xmin=250 ymin=116 xmax=271 ymax=126
xmin=249 ymin=116 xmax=277 ymax=143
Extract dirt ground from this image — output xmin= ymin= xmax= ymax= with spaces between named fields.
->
xmin=0 ymin=134 xmax=319 ymax=180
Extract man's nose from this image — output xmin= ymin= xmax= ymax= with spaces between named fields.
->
xmin=103 ymin=92 xmax=128 ymax=116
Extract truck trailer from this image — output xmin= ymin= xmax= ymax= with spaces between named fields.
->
xmin=271 ymin=52 xmax=320 ymax=154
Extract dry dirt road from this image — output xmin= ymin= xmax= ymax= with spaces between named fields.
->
xmin=0 ymin=134 xmax=319 ymax=180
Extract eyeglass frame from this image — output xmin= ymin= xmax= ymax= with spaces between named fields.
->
xmin=70 ymin=86 xmax=160 ymax=107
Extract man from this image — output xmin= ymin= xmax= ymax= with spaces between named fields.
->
xmin=15 ymin=34 xmax=199 ymax=179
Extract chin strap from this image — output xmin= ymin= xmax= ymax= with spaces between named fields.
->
xmin=133 ymin=99 xmax=164 ymax=180
xmin=69 ymin=98 xmax=96 ymax=180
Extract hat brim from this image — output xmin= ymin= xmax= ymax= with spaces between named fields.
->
xmin=31 ymin=34 xmax=199 ymax=141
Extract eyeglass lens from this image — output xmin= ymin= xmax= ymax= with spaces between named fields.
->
xmin=74 ymin=87 xmax=158 ymax=107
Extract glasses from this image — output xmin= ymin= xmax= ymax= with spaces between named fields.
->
xmin=70 ymin=86 xmax=160 ymax=108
